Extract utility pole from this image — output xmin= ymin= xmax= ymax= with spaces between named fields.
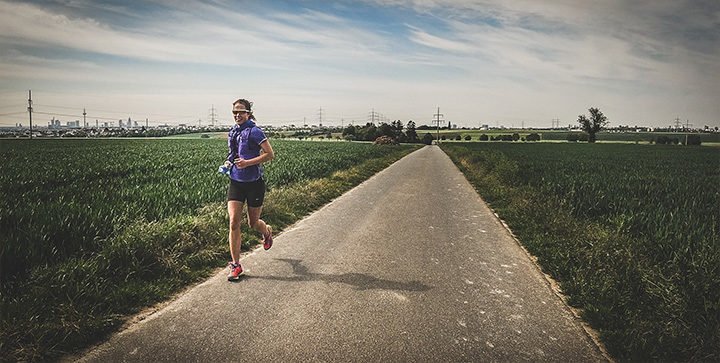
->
xmin=552 ymin=118 xmax=560 ymax=129
xmin=684 ymin=119 xmax=693 ymax=145
xmin=83 ymin=108 xmax=87 ymax=128
xmin=434 ymin=106 xmax=444 ymax=144
xmin=674 ymin=117 xmax=682 ymax=130
xmin=27 ymin=90 xmax=33 ymax=139
xmin=209 ymin=105 xmax=217 ymax=126
xmin=369 ymin=108 xmax=379 ymax=125
xmin=318 ymin=107 xmax=323 ymax=127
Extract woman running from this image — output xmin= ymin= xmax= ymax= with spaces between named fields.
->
xmin=224 ymin=98 xmax=275 ymax=281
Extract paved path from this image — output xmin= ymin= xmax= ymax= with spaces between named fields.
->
xmin=79 ymin=145 xmax=607 ymax=362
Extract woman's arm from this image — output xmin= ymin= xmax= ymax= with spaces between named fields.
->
xmin=233 ymin=140 xmax=274 ymax=168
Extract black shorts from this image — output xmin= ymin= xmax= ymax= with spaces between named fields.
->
xmin=227 ymin=178 xmax=266 ymax=207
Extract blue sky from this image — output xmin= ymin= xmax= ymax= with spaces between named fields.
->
xmin=1 ymin=0 xmax=719 ymax=128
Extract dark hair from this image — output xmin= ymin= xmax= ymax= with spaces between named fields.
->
xmin=233 ymin=98 xmax=256 ymax=120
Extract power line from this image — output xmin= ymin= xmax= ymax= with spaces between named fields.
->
xmin=33 ymin=103 xmax=197 ymax=119
xmin=0 ymin=111 xmax=26 ymax=117
xmin=34 ymin=111 xmax=119 ymax=121
xmin=0 ymin=104 xmax=27 ymax=110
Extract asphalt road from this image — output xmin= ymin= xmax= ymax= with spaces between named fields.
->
xmin=78 ymin=145 xmax=608 ymax=362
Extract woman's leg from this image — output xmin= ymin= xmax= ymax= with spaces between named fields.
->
xmin=228 ymin=200 xmax=244 ymax=263
xmin=247 ymin=206 xmax=270 ymax=236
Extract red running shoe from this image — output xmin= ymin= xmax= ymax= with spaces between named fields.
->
xmin=227 ymin=262 xmax=244 ymax=281
xmin=263 ymin=225 xmax=273 ymax=250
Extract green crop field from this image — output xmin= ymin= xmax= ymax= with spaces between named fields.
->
xmin=419 ymin=129 xmax=720 ymax=144
xmin=442 ymin=142 xmax=720 ymax=361
xmin=0 ymin=138 xmax=417 ymax=361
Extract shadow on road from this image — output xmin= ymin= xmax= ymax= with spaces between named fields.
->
xmin=243 ymin=258 xmax=432 ymax=292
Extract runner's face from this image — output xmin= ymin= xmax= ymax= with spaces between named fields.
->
xmin=233 ymin=103 xmax=250 ymax=124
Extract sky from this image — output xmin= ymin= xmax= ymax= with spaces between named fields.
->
xmin=0 ymin=0 xmax=719 ymax=129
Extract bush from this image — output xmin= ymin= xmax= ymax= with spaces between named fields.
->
xmin=464 ymin=135 xmax=472 ymax=141
xmin=686 ymin=135 xmax=701 ymax=146
xmin=479 ymin=134 xmax=489 ymax=141
xmin=567 ymin=133 xmax=579 ymax=142
xmin=657 ymin=136 xmax=681 ymax=145
xmin=374 ymin=135 xmax=398 ymax=145
xmin=527 ymin=133 xmax=541 ymax=142
xmin=422 ymin=133 xmax=433 ymax=145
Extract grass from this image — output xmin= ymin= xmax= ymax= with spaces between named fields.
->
xmin=441 ymin=142 xmax=720 ymax=361
xmin=422 ymin=129 xmax=720 ymax=144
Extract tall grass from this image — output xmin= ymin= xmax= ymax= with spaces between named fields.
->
xmin=442 ymin=143 xmax=720 ymax=361
xmin=0 ymin=139 xmax=404 ymax=283
xmin=0 ymin=138 xmax=418 ymax=361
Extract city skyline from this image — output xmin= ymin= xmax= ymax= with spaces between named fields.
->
xmin=1 ymin=0 xmax=719 ymax=129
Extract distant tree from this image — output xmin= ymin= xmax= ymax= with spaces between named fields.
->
xmin=479 ymin=134 xmax=489 ymax=141
xmin=464 ymin=135 xmax=472 ymax=141
xmin=454 ymin=134 xmax=462 ymax=140
xmin=406 ymin=120 xmax=418 ymax=143
xmin=392 ymin=120 xmax=404 ymax=134
xmin=577 ymin=107 xmax=609 ymax=143
xmin=378 ymin=122 xmax=395 ymax=138
xmin=357 ymin=123 xmax=377 ymax=141
xmin=342 ymin=125 xmax=356 ymax=137
xmin=512 ymin=133 xmax=520 ymax=141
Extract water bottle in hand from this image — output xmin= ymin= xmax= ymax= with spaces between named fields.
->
xmin=218 ymin=164 xmax=231 ymax=176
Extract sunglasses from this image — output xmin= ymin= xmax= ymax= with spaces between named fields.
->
xmin=232 ymin=109 xmax=249 ymax=115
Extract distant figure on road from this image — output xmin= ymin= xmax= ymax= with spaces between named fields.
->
xmin=224 ymin=98 xmax=275 ymax=281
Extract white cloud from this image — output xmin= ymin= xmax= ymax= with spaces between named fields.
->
xmin=0 ymin=0 xmax=718 ymax=127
